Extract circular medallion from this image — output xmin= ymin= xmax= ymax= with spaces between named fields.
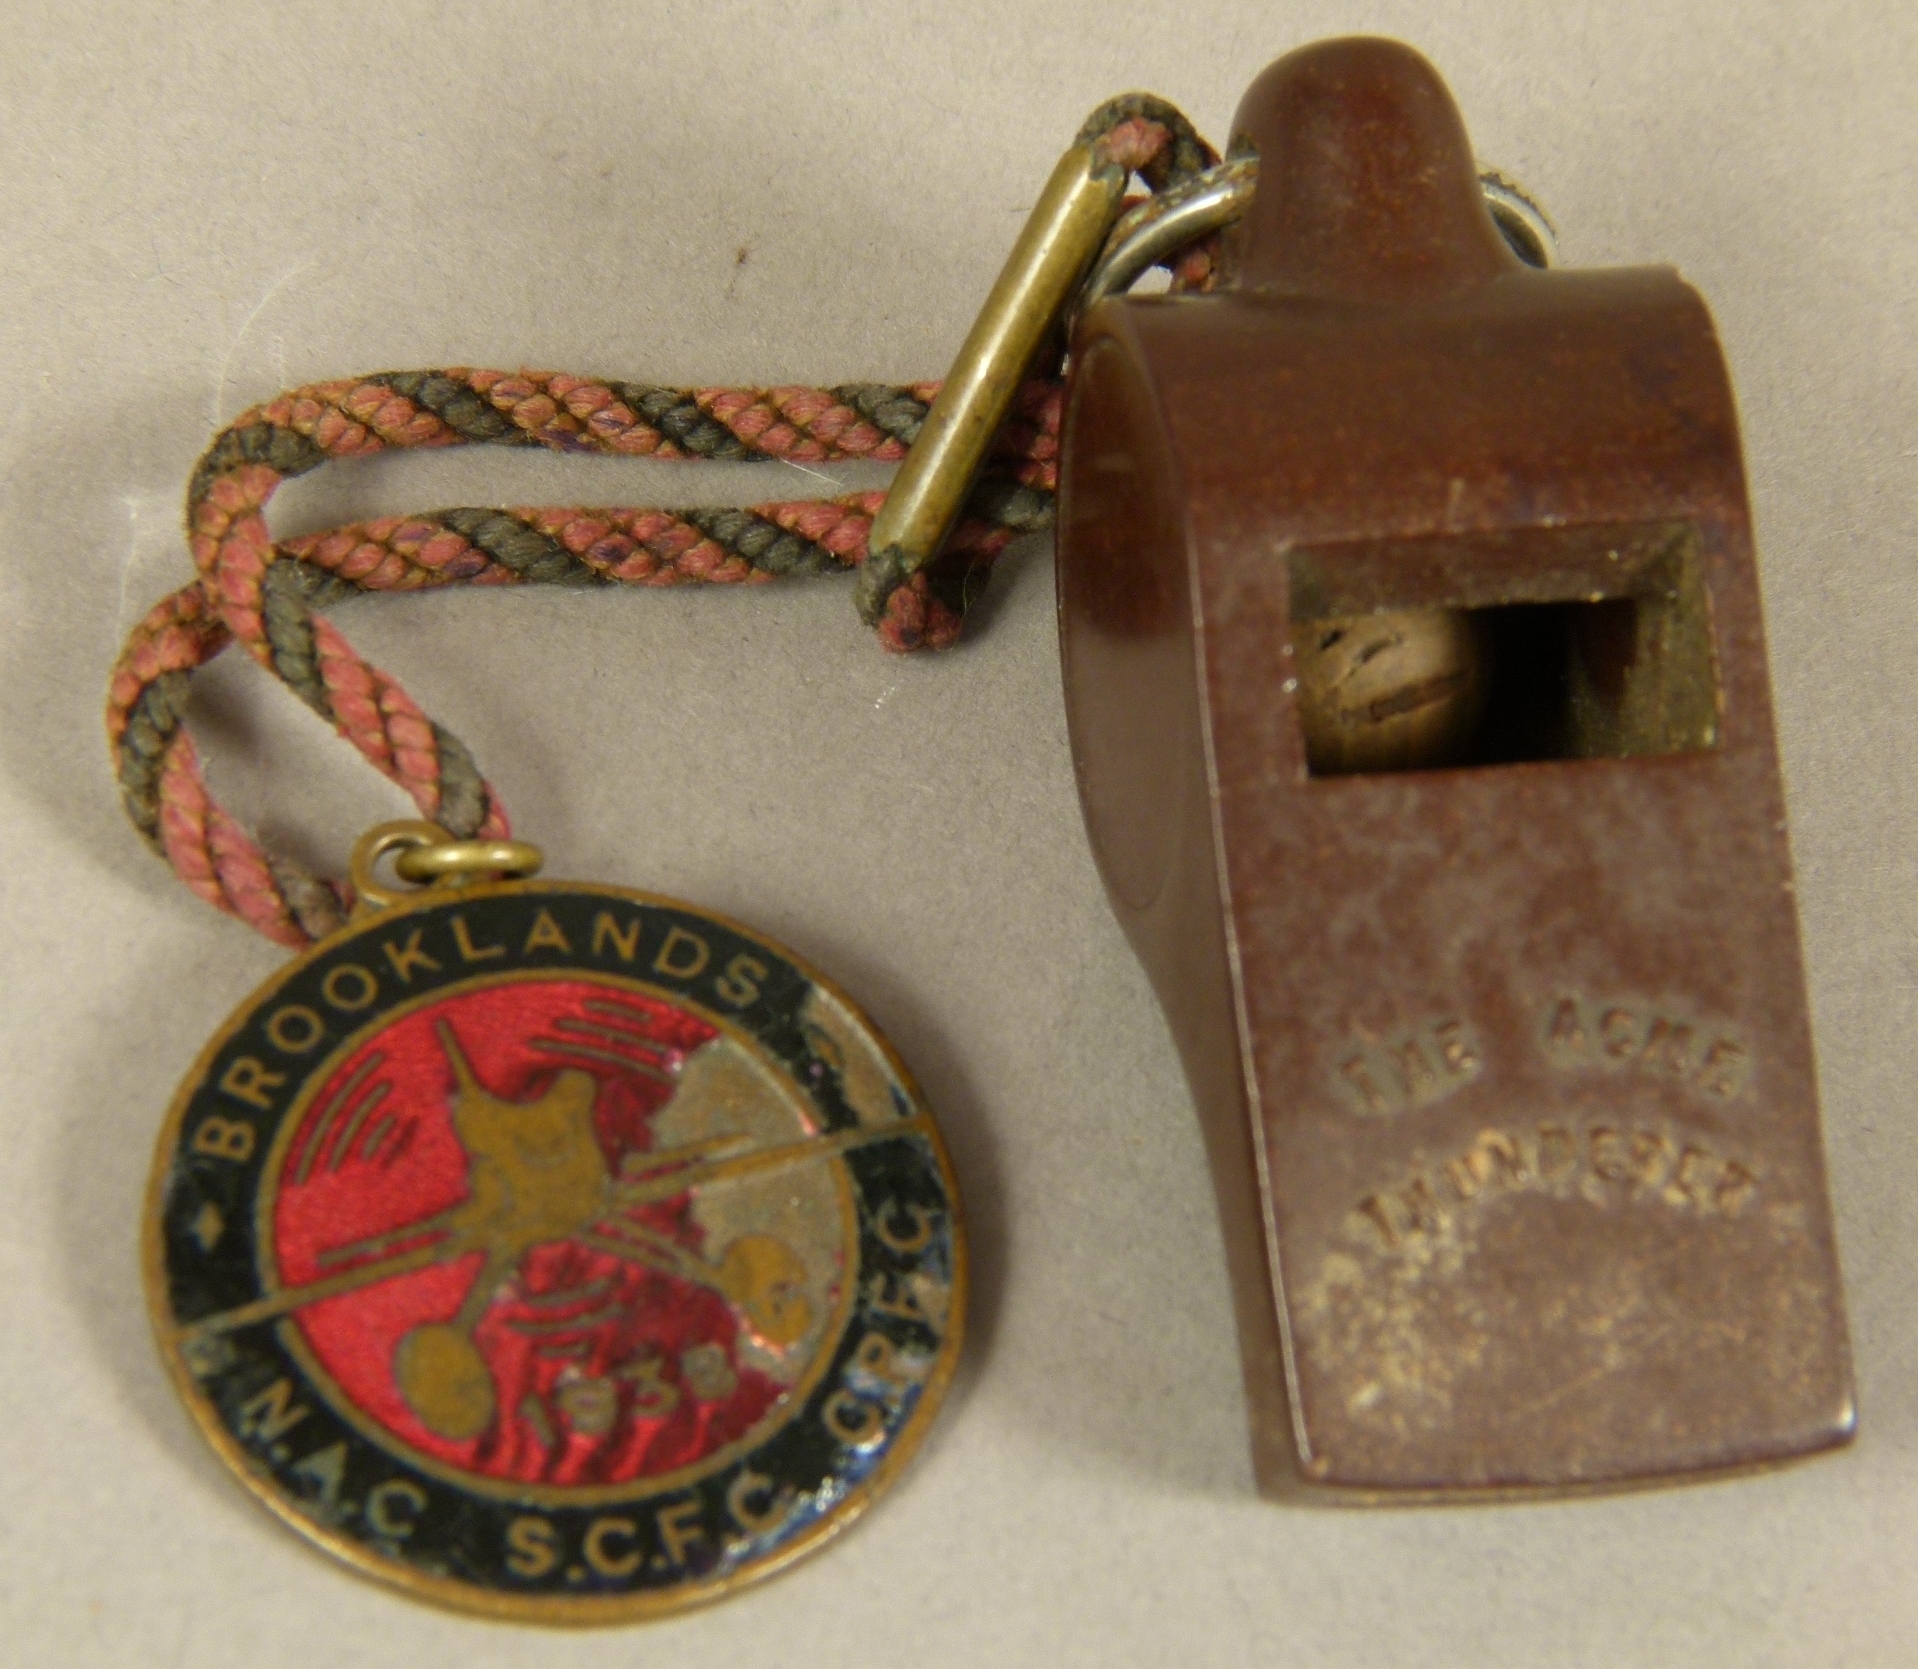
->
xmin=146 ymin=881 xmax=965 ymax=1621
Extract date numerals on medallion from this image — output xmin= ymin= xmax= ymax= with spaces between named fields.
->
xmin=1543 ymin=994 xmax=1751 ymax=1102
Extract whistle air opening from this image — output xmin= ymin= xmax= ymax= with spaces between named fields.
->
xmin=1286 ymin=522 xmax=1721 ymax=776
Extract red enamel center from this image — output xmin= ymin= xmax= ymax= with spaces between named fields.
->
xmin=271 ymin=977 xmax=797 ymax=1489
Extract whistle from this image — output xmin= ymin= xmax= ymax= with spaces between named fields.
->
xmin=1056 ymin=39 xmax=1854 ymax=1496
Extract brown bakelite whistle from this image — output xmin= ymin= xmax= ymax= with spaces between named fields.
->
xmin=1058 ymin=37 xmax=1854 ymax=1497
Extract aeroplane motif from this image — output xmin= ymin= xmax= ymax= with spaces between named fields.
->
xmin=185 ymin=992 xmax=925 ymax=1454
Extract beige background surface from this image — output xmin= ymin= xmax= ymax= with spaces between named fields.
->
xmin=2 ymin=2 xmax=1913 ymax=1664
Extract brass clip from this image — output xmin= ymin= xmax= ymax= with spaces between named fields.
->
xmin=858 ymin=128 xmax=1554 ymax=624
xmin=855 ymin=139 xmax=1128 ymax=621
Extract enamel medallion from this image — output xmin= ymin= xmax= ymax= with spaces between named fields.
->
xmin=147 ymin=881 xmax=964 ymax=1620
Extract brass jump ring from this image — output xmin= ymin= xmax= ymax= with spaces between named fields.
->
xmin=348 ymin=820 xmax=544 ymax=913
xmin=393 ymin=838 xmax=546 ymax=884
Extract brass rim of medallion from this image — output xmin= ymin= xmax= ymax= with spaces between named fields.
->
xmin=253 ymin=964 xmax=864 ymax=1507
xmin=142 ymin=879 xmax=970 ymax=1625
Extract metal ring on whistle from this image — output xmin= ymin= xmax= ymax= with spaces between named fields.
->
xmin=1075 ymin=155 xmax=1557 ymax=330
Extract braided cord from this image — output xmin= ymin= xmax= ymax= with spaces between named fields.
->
xmin=106 ymin=102 xmax=1215 ymax=948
